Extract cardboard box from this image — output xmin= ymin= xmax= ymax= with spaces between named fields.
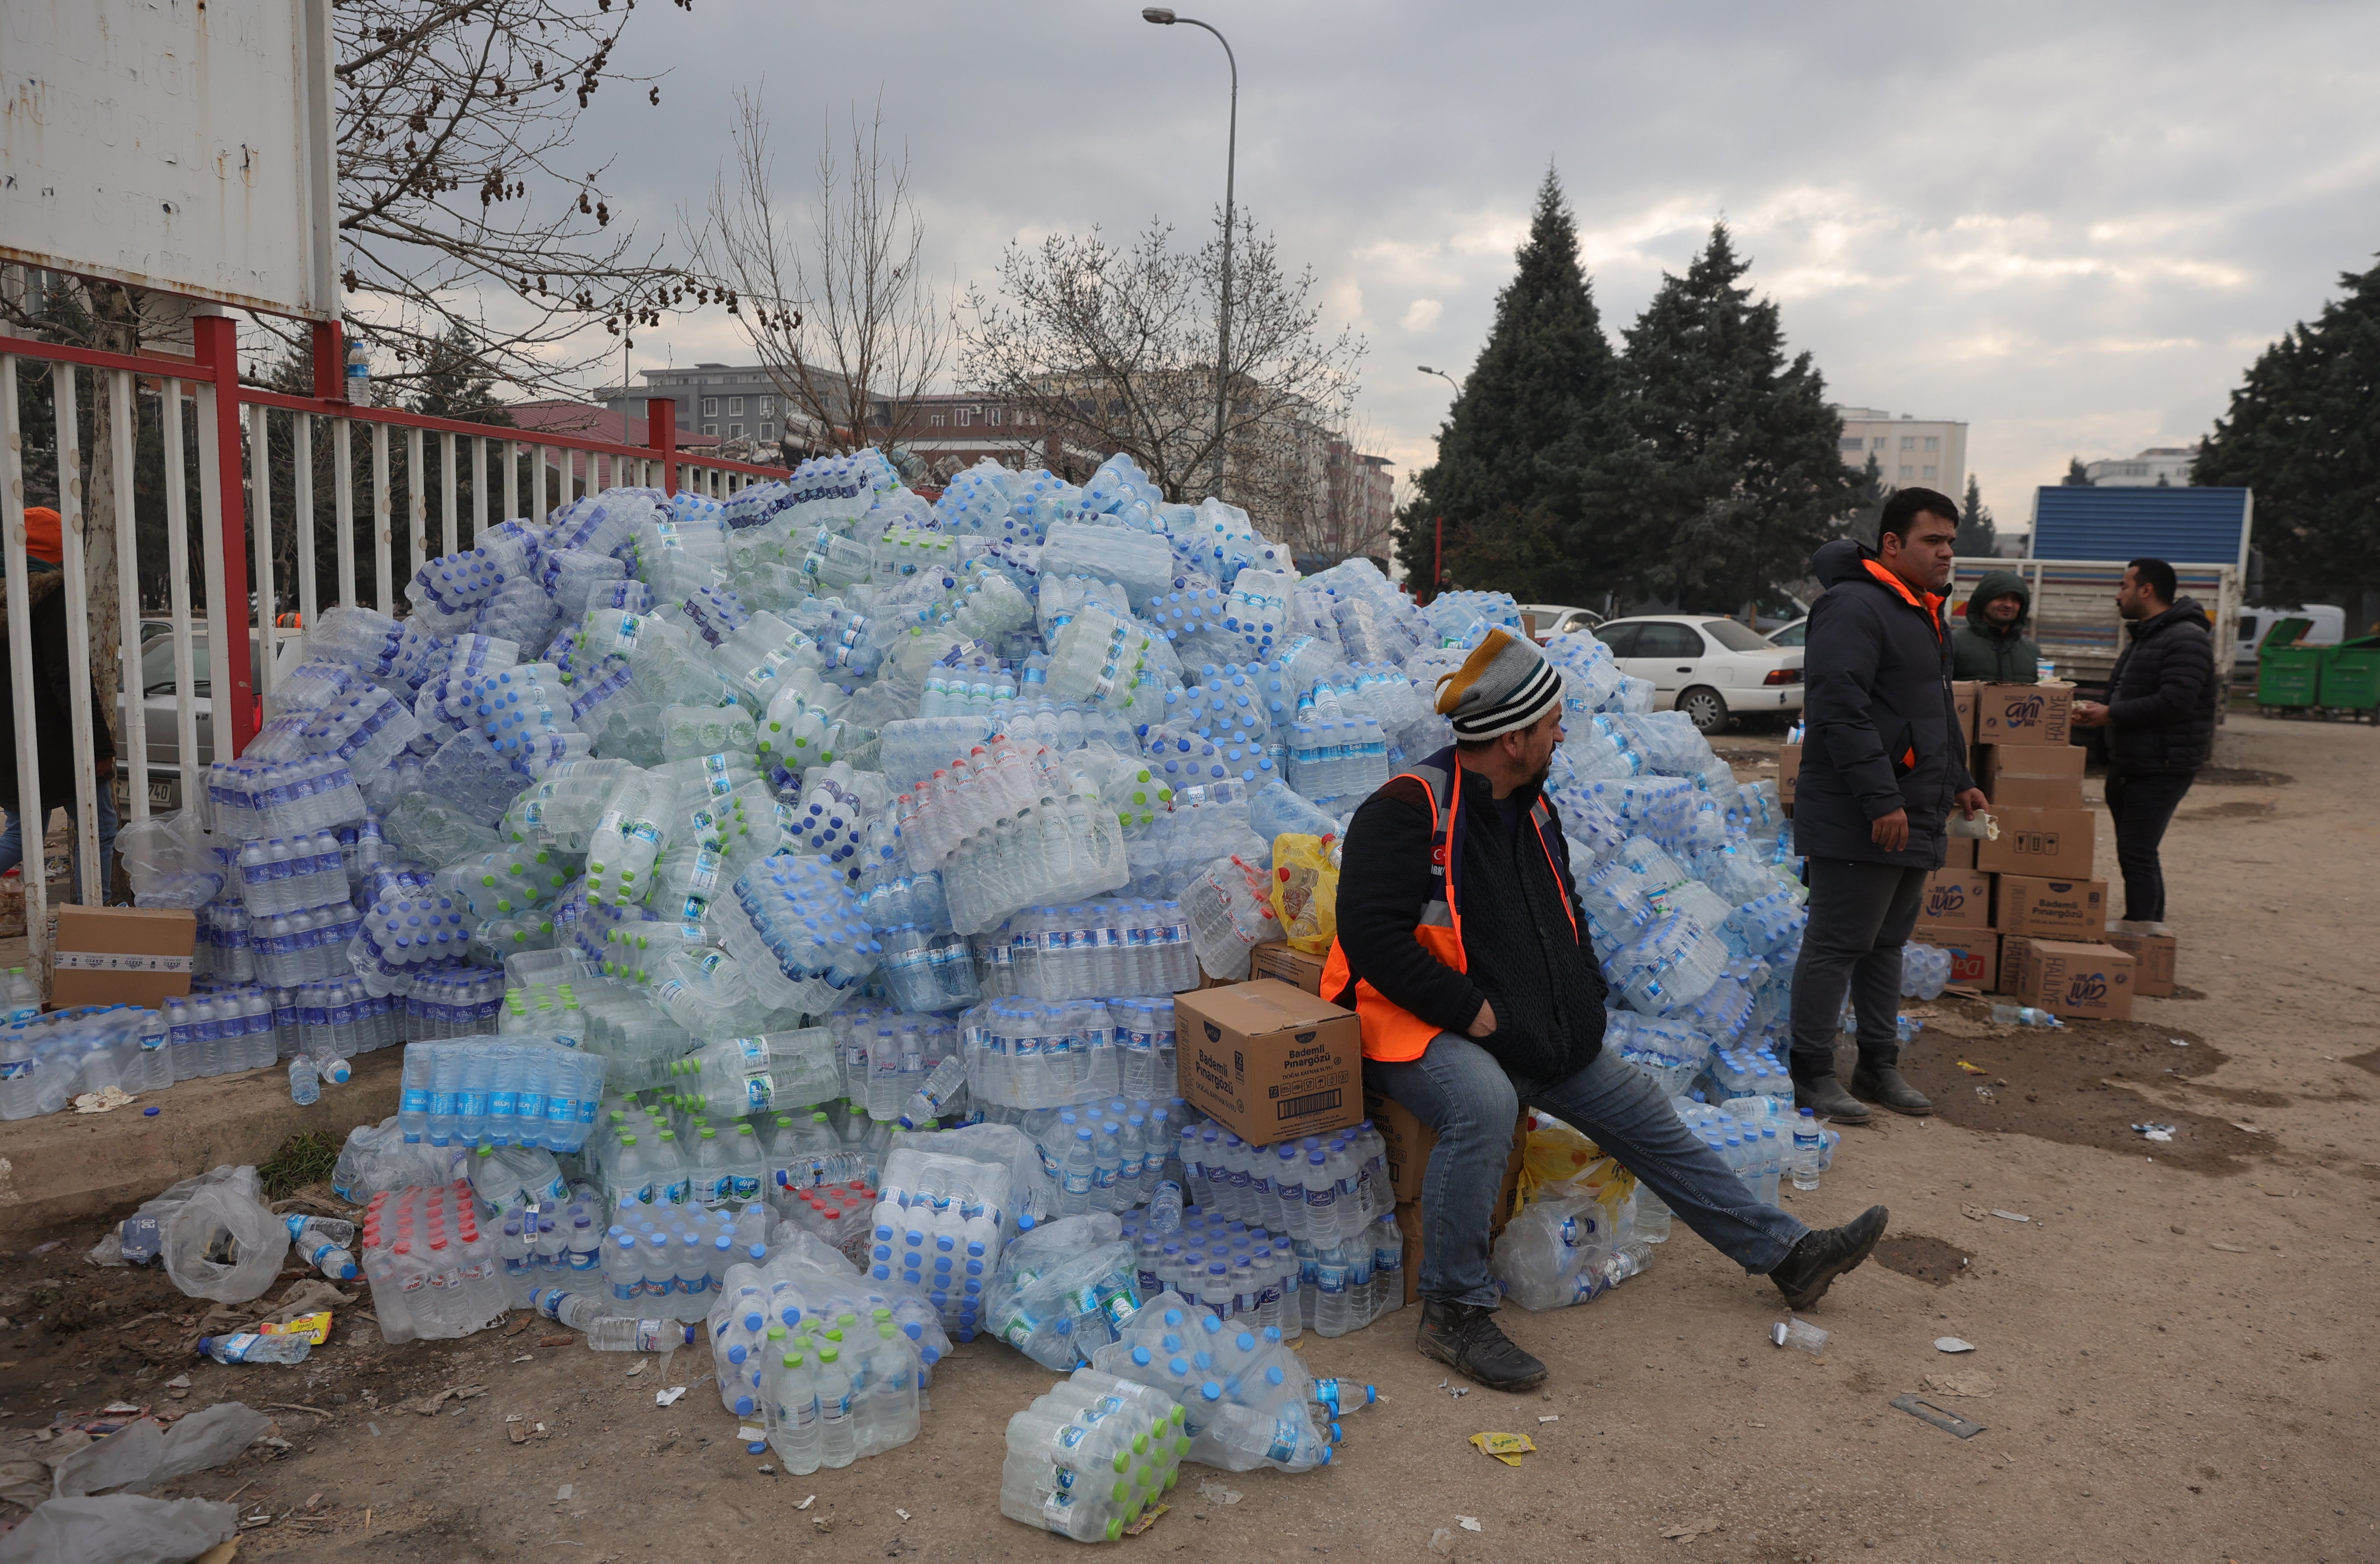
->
xmin=1975 ymin=683 xmax=2074 ymax=746
xmin=2014 ymin=939 xmax=2135 ymax=1021
xmin=1920 ymin=869 xmax=1991 ymax=930
xmin=50 ymin=905 xmax=197 ymax=1010
xmin=2104 ymin=932 xmax=2177 ymax=997
xmin=1777 ymin=744 xmax=1800 ymax=808
xmin=1913 ymin=926 xmax=1998 ymax=989
xmin=1176 ymin=979 xmax=1362 ymax=1144
xmin=1979 ymin=742 xmax=2086 ymax=784
xmin=1975 ymin=807 xmax=2097 ymax=878
xmin=1249 ymin=941 xmax=1325 ymax=997
xmin=1994 ymin=876 xmax=2108 ymax=940
xmin=1943 ymin=835 xmax=1975 ymax=870
xmin=1986 ymin=771 xmax=2085 ymax=811
xmin=1952 ymin=681 xmax=1982 ymax=742
xmin=1999 ymin=935 xmax=2035 ymax=995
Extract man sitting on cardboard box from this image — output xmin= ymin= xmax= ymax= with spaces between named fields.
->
xmin=1328 ymin=628 xmax=1888 ymax=1392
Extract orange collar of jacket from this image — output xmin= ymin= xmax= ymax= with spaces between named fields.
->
xmin=1862 ymin=559 xmax=1946 ymax=641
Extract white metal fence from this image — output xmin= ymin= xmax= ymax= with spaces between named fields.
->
xmin=0 ymin=329 xmax=789 ymax=961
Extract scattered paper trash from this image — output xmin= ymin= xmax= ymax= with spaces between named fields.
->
xmin=1537 ymin=1414 xmax=1560 ymax=1424
xmin=656 ymin=1387 xmax=688 ymax=1408
xmin=555 ymin=1485 xmax=573 ymax=1502
xmin=1660 ymin=1514 xmax=1724 ymax=1540
xmin=1920 ymin=1372 xmax=1993 ymax=1398
xmin=2170 ymin=1038 xmax=2189 ymax=1047
xmin=1935 ymin=1337 xmax=1977 ymax=1354
xmin=1955 ymin=1060 xmax=1986 ymax=1075
xmin=796 ymin=1495 xmax=817 ymax=1510
xmin=1771 ymin=1317 xmax=1828 ymax=1355
xmin=72 ymin=1086 xmax=137 ymax=1114
xmin=2132 ymin=1123 xmax=2176 ymax=1143
xmin=1989 ymin=1210 xmax=2030 ymax=1223
xmin=1467 ymin=1431 xmax=1535 ymax=1466
xmin=1121 ymin=1504 xmax=1167 ymax=1536
xmin=895 ymin=1507 xmax=912 ymax=1521
xmin=1198 ymin=1479 xmax=1242 ymax=1505
xmin=1458 ymin=1516 xmax=1483 ymax=1532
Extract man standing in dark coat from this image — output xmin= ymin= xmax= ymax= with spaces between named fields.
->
xmin=2071 ymin=558 xmax=2215 ymax=937
xmin=1789 ymin=490 xmax=1989 ymax=1122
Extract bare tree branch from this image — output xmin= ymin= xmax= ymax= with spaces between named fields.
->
xmin=686 ymin=93 xmax=949 ymax=462
xmin=247 ymin=0 xmax=717 ymax=397
xmin=957 ymin=210 xmax=1365 ymax=533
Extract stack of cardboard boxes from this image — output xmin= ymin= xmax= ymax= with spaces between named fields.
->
xmin=1781 ymin=683 xmax=2176 ymax=1021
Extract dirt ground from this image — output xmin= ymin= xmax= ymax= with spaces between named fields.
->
xmin=3 ymin=709 xmax=2375 ymax=1563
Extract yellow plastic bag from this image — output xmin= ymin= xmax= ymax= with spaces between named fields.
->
xmin=1514 ymin=1119 xmax=1636 ymax=1219
xmin=1268 ymin=834 xmax=1341 ymax=955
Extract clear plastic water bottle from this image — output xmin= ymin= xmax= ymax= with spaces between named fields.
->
xmin=1791 ymin=1109 xmax=1823 ymax=1192
xmin=287 ymin=1056 xmax=320 ymax=1105
xmin=197 ymin=1332 xmax=312 ymax=1365
xmin=1989 ymin=1004 xmax=2063 ymax=1028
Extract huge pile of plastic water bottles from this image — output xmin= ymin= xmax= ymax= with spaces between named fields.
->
xmin=60 ymin=447 xmax=1889 ymax=1533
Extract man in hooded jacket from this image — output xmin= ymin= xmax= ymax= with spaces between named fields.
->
xmin=1789 ymin=490 xmax=1989 ymax=1122
xmin=1950 ymin=570 xmax=2042 ymax=683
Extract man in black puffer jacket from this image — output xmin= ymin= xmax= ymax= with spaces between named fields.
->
xmin=1335 ymin=628 xmax=1887 ymax=1393
xmin=2072 ymin=558 xmax=2215 ymax=936
xmin=1790 ymin=491 xmax=1989 ymax=1122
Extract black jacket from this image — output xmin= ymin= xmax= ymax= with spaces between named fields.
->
xmin=1334 ymin=750 xmax=1609 ymax=1083
xmin=2104 ymin=598 xmax=2216 ymax=775
xmin=0 ymin=568 xmax=118 ymax=815
xmin=1794 ymin=538 xmax=1972 ymax=868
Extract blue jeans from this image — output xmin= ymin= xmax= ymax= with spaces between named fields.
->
xmin=0 ymin=784 xmax=121 ymax=904
xmin=1365 ymin=1033 xmax=1807 ymax=1309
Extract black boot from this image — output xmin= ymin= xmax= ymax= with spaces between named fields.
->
xmin=1415 ymin=1299 xmax=1546 ymax=1391
xmin=1769 ymin=1205 xmax=1889 ymax=1310
xmin=1795 ymin=1073 xmax=1870 ymax=1122
xmin=1851 ymin=1064 xmax=1932 ymax=1116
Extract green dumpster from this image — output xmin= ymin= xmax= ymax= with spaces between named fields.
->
xmin=2255 ymin=616 xmax=2322 ymax=714
xmin=2317 ymin=633 xmax=2380 ymax=721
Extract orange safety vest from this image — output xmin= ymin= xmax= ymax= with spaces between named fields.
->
xmin=1319 ymin=752 xmax=1580 ymax=1063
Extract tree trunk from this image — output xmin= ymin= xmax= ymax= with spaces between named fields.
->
xmin=79 ymin=284 xmax=140 ymax=758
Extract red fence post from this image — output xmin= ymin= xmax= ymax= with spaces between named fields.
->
xmin=649 ymin=397 xmax=677 ymax=496
xmin=312 ymin=319 xmax=344 ymax=402
xmin=195 ymin=315 xmax=259 ymax=753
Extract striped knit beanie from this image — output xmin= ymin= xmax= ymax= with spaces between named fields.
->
xmin=1434 ymin=628 xmax=1564 ymax=741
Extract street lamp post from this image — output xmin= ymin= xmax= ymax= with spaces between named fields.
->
xmin=1417 ymin=364 xmax=1462 ymax=395
xmin=1143 ymin=7 xmax=1236 ymax=501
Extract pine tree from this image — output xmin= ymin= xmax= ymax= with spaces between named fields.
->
xmin=2195 ymin=255 xmax=2380 ymax=613
xmin=1956 ymin=474 xmax=1997 ymax=556
xmin=1394 ymin=165 xmax=1617 ymax=599
xmin=1588 ymin=223 xmax=1859 ymax=614
xmin=1842 ymin=452 xmax=1890 ymax=549
xmin=2061 ymin=457 xmax=2094 ymax=486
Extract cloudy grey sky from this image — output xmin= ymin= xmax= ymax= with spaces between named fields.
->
xmin=567 ymin=0 xmax=2380 ymax=535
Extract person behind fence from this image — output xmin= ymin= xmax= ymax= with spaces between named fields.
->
xmin=1787 ymin=491 xmax=1990 ymax=1124
xmin=0 ymin=506 xmax=119 ymax=903
xmin=2069 ymin=557 xmax=2215 ymax=938
xmin=1326 ymin=627 xmax=1889 ymax=1392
